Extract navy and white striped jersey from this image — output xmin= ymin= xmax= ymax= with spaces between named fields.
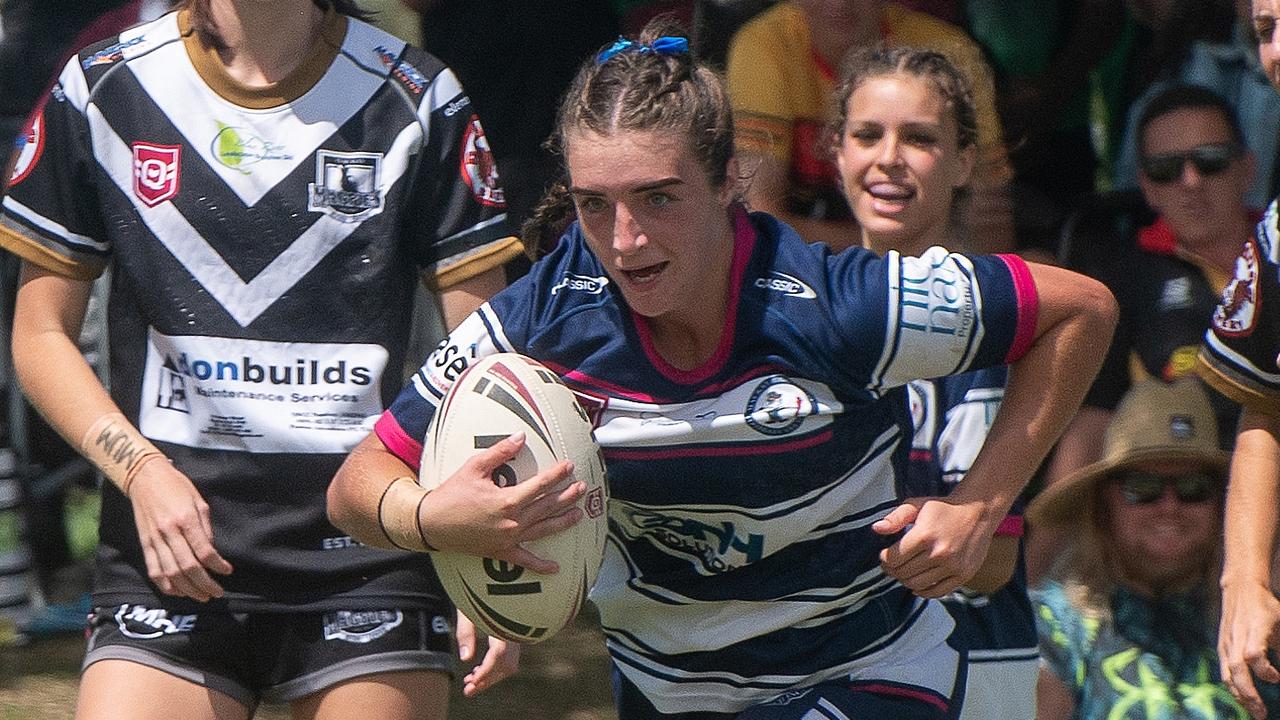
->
xmin=0 ymin=10 xmax=520 ymax=611
xmin=905 ymin=370 xmax=1039 ymax=673
xmin=378 ymin=209 xmax=1039 ymax=713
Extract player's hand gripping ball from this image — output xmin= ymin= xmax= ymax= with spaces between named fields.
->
xmin=420 ymin=353 xmax=608 ymax=643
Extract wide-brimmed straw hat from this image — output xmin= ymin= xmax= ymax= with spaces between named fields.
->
xmin=1027 ymin=376 xmax=1230 ymax=527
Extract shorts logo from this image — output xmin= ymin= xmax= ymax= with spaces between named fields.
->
xmin=8 ymin=111 xmax=44 ymax=186
xmin=132 ymin=143 xmax=181 ymax=207
xmin=114 ymin=604 xmax=197 ymax=639
xmin=744 ymin=376 xmax=818 ymax=436
xmin=322 ymin=610 xmax=403 ymax=643
xmin=1213 ymin=238 xmax=1260 ymax=337
xmin=460 ymin=116 xmax=505 ymax=208
xmin=307 ymin=150 xmax=384 ymax=222
xmin=754 ymin=271 xmax=817 ymax=299
xmin=551 ymin=273 xmax=610 ymax=296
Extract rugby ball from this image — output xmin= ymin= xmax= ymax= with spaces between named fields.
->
xmin=419 ymin=353 xmax=608 ymax=643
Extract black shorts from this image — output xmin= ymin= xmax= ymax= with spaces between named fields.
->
xmin=83 ymin=602 xmax=454 ymax=706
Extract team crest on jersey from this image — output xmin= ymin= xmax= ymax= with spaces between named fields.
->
xmin=132 ymin=143 xmax=181 ymax=207
xmin=744 ymin=376 xmax=818 ymax=436
xmin=1213 ymin=238 xmax=1260 ymax=337
xmin=460 ymin=115 xmax=505 ymax=208
xmin=8 ymin=111 xmax=43 ymax=186
xmin=308 ymin=150 xmax=384 ymax=222
xmin=322 ymin=610 xmax=403 ymax=643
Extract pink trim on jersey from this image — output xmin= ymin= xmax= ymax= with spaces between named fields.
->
xmin=995 ymin=513 xmax=1025 ymax=537
xmin=631 ymin=205 xmax=756 ymax=385
xmin=540 ymin=360 xmax=671 ymax=404
xmin=909 ymin=449 xmax=932 ymax=462
xmin=375 ymin=410 xmax=423 ymax=472
xmin=603 ymin=429 xmax=833 ymax=460
xmin=696 ymin=364 xmax=794 ymax=397
xmin=852 ymin=683 xmax=949 ymax=712
xmin=995 ymin=254 xmax=1039 ymax=364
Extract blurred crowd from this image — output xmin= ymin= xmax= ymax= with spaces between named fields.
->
xmin=0 ymin=0 xmax=1276 ymax=718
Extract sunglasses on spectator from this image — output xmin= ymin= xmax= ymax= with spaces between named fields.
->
xmin=1115 ymin=471 xmax=1220 ymax=505
xmin=1139 ymin=143 xmax=1243 ymax=183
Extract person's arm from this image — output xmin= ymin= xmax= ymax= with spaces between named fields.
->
xmin=875 ymin=262 xmax=1117 ymax=597
xmin=964 ymin=534 xmax=1018 ymax=594
xmin=438 ymin=264 xmax=506 ymax=330
xmin=1219 ymin=406 xmax=1280 ymax=719
xmin=1036 ymin=666 xmax=1077 ymax=720
xmin=12 ymin=263 xmax=233 ymax=600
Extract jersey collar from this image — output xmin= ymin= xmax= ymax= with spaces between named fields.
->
xmin=179 ymin=6 xmax=347 ymax=109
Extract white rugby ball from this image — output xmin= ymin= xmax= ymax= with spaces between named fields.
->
xmin=419 ymin=353 xmax=608 ymax=643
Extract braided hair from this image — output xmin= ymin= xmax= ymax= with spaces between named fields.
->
xmin=521 ymin=17 xmax=736 ymax=256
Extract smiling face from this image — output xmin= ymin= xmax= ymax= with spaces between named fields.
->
xmin=1101 ymin=459 xmax=1222 ymax=594
xmin=835 ymin=73 xmax=975 ymax=255
xmin=564 ymin=129 xmax=737 ymax=336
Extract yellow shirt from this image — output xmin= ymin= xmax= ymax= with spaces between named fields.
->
xmin=727 ymin=2 xmax=1011 ymax=196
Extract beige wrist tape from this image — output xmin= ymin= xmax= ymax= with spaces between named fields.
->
xmin=80 ymin=413 xmax=164 ymax=496
xmin=377 ymin=477 xmax=436 ymax=552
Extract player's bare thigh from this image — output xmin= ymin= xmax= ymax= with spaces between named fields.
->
xmin=291 ymin=670 xmax=450 ymax=720
xmin=76 ymin=659 xmax=250 ymax=720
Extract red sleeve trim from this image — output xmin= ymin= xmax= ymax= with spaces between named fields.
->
xmin=996 ymin=253 xmax=1039 ymax=364
xmin=995 ymin=514 xmax=1025 ymax=537
xmin=374 ymin=411 xmax=423 ymax=472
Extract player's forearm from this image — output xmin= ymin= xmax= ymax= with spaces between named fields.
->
xmin=952 ymin=265 xmax=1117 ymax=520
xmin=1222 ymin=407 xmax=1280 ymax=588
xmin=12 ymin=265 xmax=122 ymax=456
xmin=327 ymin=432 xmax=421 ymax=550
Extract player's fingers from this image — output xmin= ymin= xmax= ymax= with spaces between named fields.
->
xmin=138 ymin=538 xmax=170 ymax=596
xmin=1226 ymin=655 xmax=1266 ymax=719
xmin=162 ymin=532 xmax=220 ymax=601
xmin=1247 ymin=645 xmax=1280 ymax=687
xmin=150 ymin=536 xmax=205 ymax=600
xmin=872 ymin=502 xmax=920 ymax=535
xmin=455 ymin=611 xmax=478 ymax=662
xmin=513 ymin=461 xmax=577 ymax=503
xmin=184 ymin=512 xmax=234 ymax=576
xmin=502 ymin=543 xmax=560 ymax=575
xmin=522 ymin=505 xmax=584 ymax=542
xmin=879 ymin=531 xmax=929 ymax=570
xmin=519 ymin=481 xmax=585 ymax=523
xmin=466 ymin=432 xmax=526 ymax=477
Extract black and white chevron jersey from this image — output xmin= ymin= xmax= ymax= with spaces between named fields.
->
xmin=0 ymin=9 xmax=522 ymax=612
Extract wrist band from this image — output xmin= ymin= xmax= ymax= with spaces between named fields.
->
xmin=80 ymin=413 xmax=164 ymax=497
xmin=378 ymin=477 xmax=434 ymax=552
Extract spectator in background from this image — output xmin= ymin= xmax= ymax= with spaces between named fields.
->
xmin=1030 ymin=377 xmax=1274 ymax=719
xmin=726 ymin=0 xmax=1016 ymax=253
xmin=1113 ymin=0 xmax=1280 ymax=211
xmin=407 ymin=0 xmax=618 ymax=253
xmin=962 ymin=0 xmax=1126 ymax=257
xmin=1031 ymin=84 xmax=1256 ymax=581
xmin=830 ymin=46 xmax=1039 ymax=719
